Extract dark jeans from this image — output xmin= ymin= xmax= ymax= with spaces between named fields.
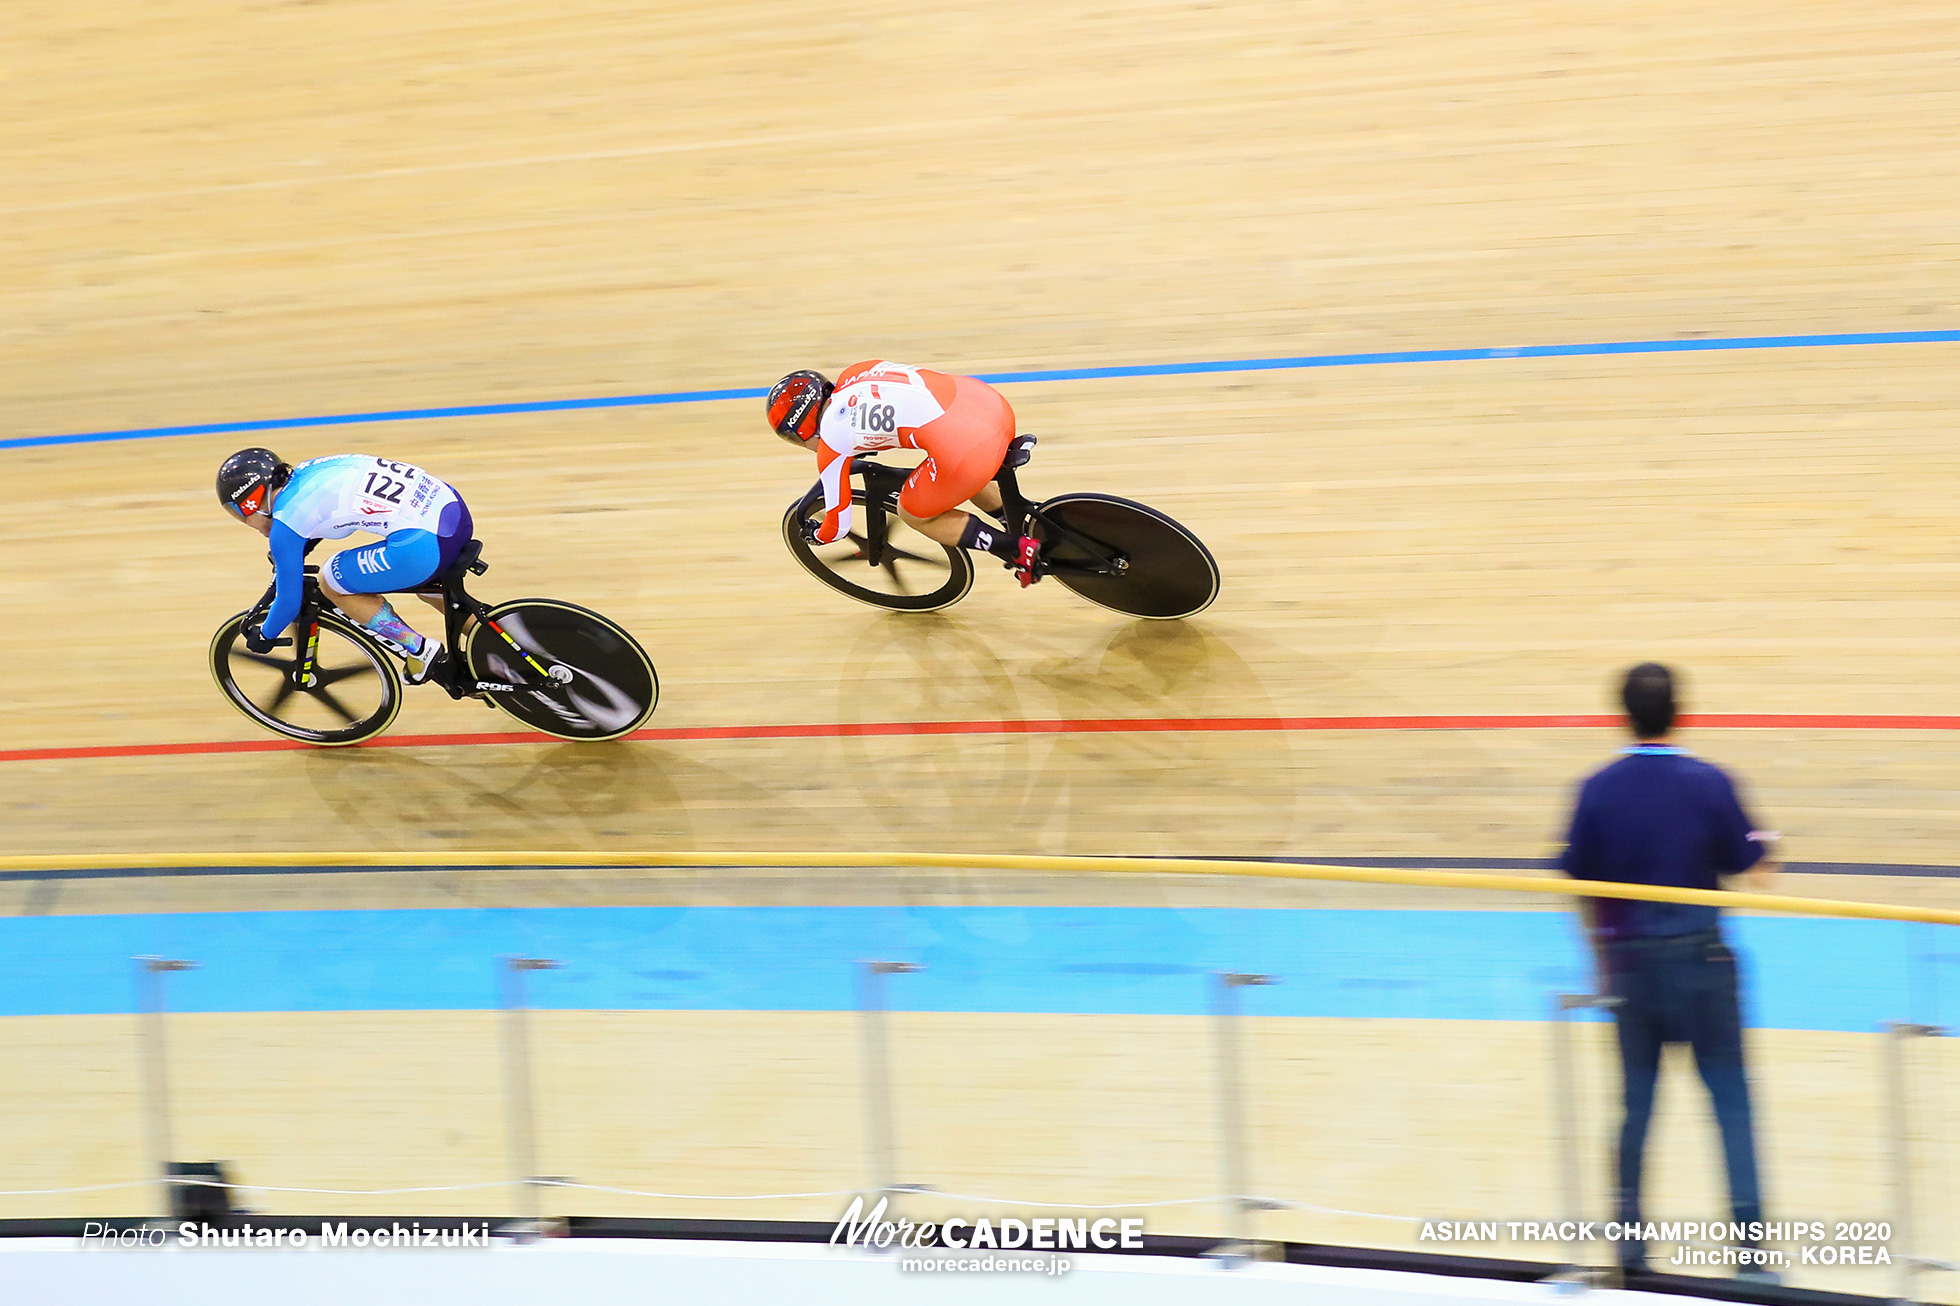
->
xmin=1605 ymin=929 xmax=1763 ymax=1269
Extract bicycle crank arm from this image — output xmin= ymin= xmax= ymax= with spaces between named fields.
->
xmin=1044 ymin=554 xmax=1131 ymax=577
xmin=504 ymin=664 xmax=577 ymax=688
xmin=463 ymin=667 xmax=572 ymax=699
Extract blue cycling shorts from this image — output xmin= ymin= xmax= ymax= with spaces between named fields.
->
xmin=325 ymin=501 xmax=474 ymax=595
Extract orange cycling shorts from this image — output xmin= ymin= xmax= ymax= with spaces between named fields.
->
xmin=897 ymin=374 xmax=1016 ymax=519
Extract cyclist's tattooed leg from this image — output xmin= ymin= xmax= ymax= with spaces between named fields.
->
xmin=361 ymin=600 xmax=428 ymax=657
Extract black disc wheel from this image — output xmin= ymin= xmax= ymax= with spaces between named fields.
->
xmin=209 ymin=610 xmax=403 ymax=745
xmin=782 ymin=486 xmax=974 ymax=612
xmin=1032 ymin=493 xmax=1221 ymax=619
xmin=466 ymin=599 xmax=657 ymax=741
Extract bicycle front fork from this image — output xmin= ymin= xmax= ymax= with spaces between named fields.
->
xmin=293 ymin=620 xmax=323 ymax=688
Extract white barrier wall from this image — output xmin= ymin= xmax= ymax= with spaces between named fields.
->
xmin=0 ymin=1237 xmax=1715 ymax=1306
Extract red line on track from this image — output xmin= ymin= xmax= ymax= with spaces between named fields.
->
xmin=6 ymin=712 xmax=1960 ymax=764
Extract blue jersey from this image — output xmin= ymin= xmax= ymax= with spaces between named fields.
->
xmin=259 ymin=456 xmax=463 ymax=640
xmin=1560 ymin=745 xmax=1768 ymax=940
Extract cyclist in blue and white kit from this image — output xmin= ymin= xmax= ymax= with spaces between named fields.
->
xmin=216 ymin=447 xmax=474 ymax=683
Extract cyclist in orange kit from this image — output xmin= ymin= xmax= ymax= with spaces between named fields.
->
xmin=766 ymin=361 xmax=1040 ymax=585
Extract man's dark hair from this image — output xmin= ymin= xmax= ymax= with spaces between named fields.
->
xmin=1621 ymin=662 xmax=1677 ymax=739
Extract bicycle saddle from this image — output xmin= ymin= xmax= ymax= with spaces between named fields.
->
xmin=443 ymin=539 xmax=488 ymax=579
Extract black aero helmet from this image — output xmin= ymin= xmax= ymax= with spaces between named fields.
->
xmin=217 ymin=447 xmax=291 ymax=519
xmin=766 ymin=370 xmax=833 ymax=444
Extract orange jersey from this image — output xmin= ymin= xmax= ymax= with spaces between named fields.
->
xmin=812 ymin=361 xmax=1014 ymax=543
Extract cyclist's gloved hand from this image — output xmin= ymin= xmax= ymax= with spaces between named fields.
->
xmin=799 ymin=517 xmax=824 ymax=545
xmin=244 ymin=625 xmax=290 ymax=655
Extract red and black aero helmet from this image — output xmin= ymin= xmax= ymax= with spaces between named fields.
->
xmin=216 ymin=446 xmax=291 ymax=519
xmin=766 ymin=370 xmax=833 ymax=444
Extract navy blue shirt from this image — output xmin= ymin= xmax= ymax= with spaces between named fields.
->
xmin=1559 ymin=745 xmax=1766 ymax=940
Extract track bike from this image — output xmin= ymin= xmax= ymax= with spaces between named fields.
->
xmin=210 ymin=540 xmax=658 ymax=745
xmin=781 ymin=441 xmax=1220 ymax=619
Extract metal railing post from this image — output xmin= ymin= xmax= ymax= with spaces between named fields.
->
xmin=135 ymin=956 xmax=198 ymax=1219
xmin=1212 ymin=971 xmax=1278 ymax=1260
xmin=1550 ymin=991 xmax=1620 ymax=1287
xmin=500 ymin=956 xmax=560 ymax=1235
xmin=858 ymin=961 xmax=923 ymax=1196
xmin=1882 ymin=1019 xmax=1952 ymax=1304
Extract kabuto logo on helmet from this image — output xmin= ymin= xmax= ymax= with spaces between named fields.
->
xmin=217 ymin=447 xmax=290 ymax=518
xmin=767 ymin=370 xmax=834 ymax=445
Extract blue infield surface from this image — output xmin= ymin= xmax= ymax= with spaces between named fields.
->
xmin=0 ymin=906 xmax=1948 ymax=1031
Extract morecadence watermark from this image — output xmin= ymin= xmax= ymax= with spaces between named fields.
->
xmin=829 ymin=1195 xmax=1146 ymax=1274
xmin=900 ymin=1254 xmax=1073 ymax=1276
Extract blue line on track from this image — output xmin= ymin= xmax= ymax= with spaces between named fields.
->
xmin=7 ymin=328 xmax=1957 ymax=452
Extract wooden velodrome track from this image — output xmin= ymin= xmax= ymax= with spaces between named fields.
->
xmin=2 ymin=0 xmax=1957 ymax=1294
xmin=6 ymin=1 xmax=1960 ymax=878
xmin=5 ymin=0 xmax=1960 ymax=877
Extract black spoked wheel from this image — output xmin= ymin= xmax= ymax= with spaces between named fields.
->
xmin=1033 ymin=493 xmax=1221 ymax=619
xmin=209 ymin=611 xmax=403 ymax=745
xmin=466 ymin=599 xmax=658 ymax=741
xmin=782 ymin=486 xmax=974 ymax=612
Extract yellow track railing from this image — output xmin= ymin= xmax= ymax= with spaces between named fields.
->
xmin=1 ymin=851 xmax=1956 ymax=927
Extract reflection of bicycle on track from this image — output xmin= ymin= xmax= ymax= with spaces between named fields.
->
xmin=783 ymin=443 xmax=1221 ymax=619
xmin=210 ymin=540 xmax=658 ymax=746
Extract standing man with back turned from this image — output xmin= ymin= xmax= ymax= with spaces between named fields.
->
xmin=1559 ymin=663 xmax=1780 ymax=1283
